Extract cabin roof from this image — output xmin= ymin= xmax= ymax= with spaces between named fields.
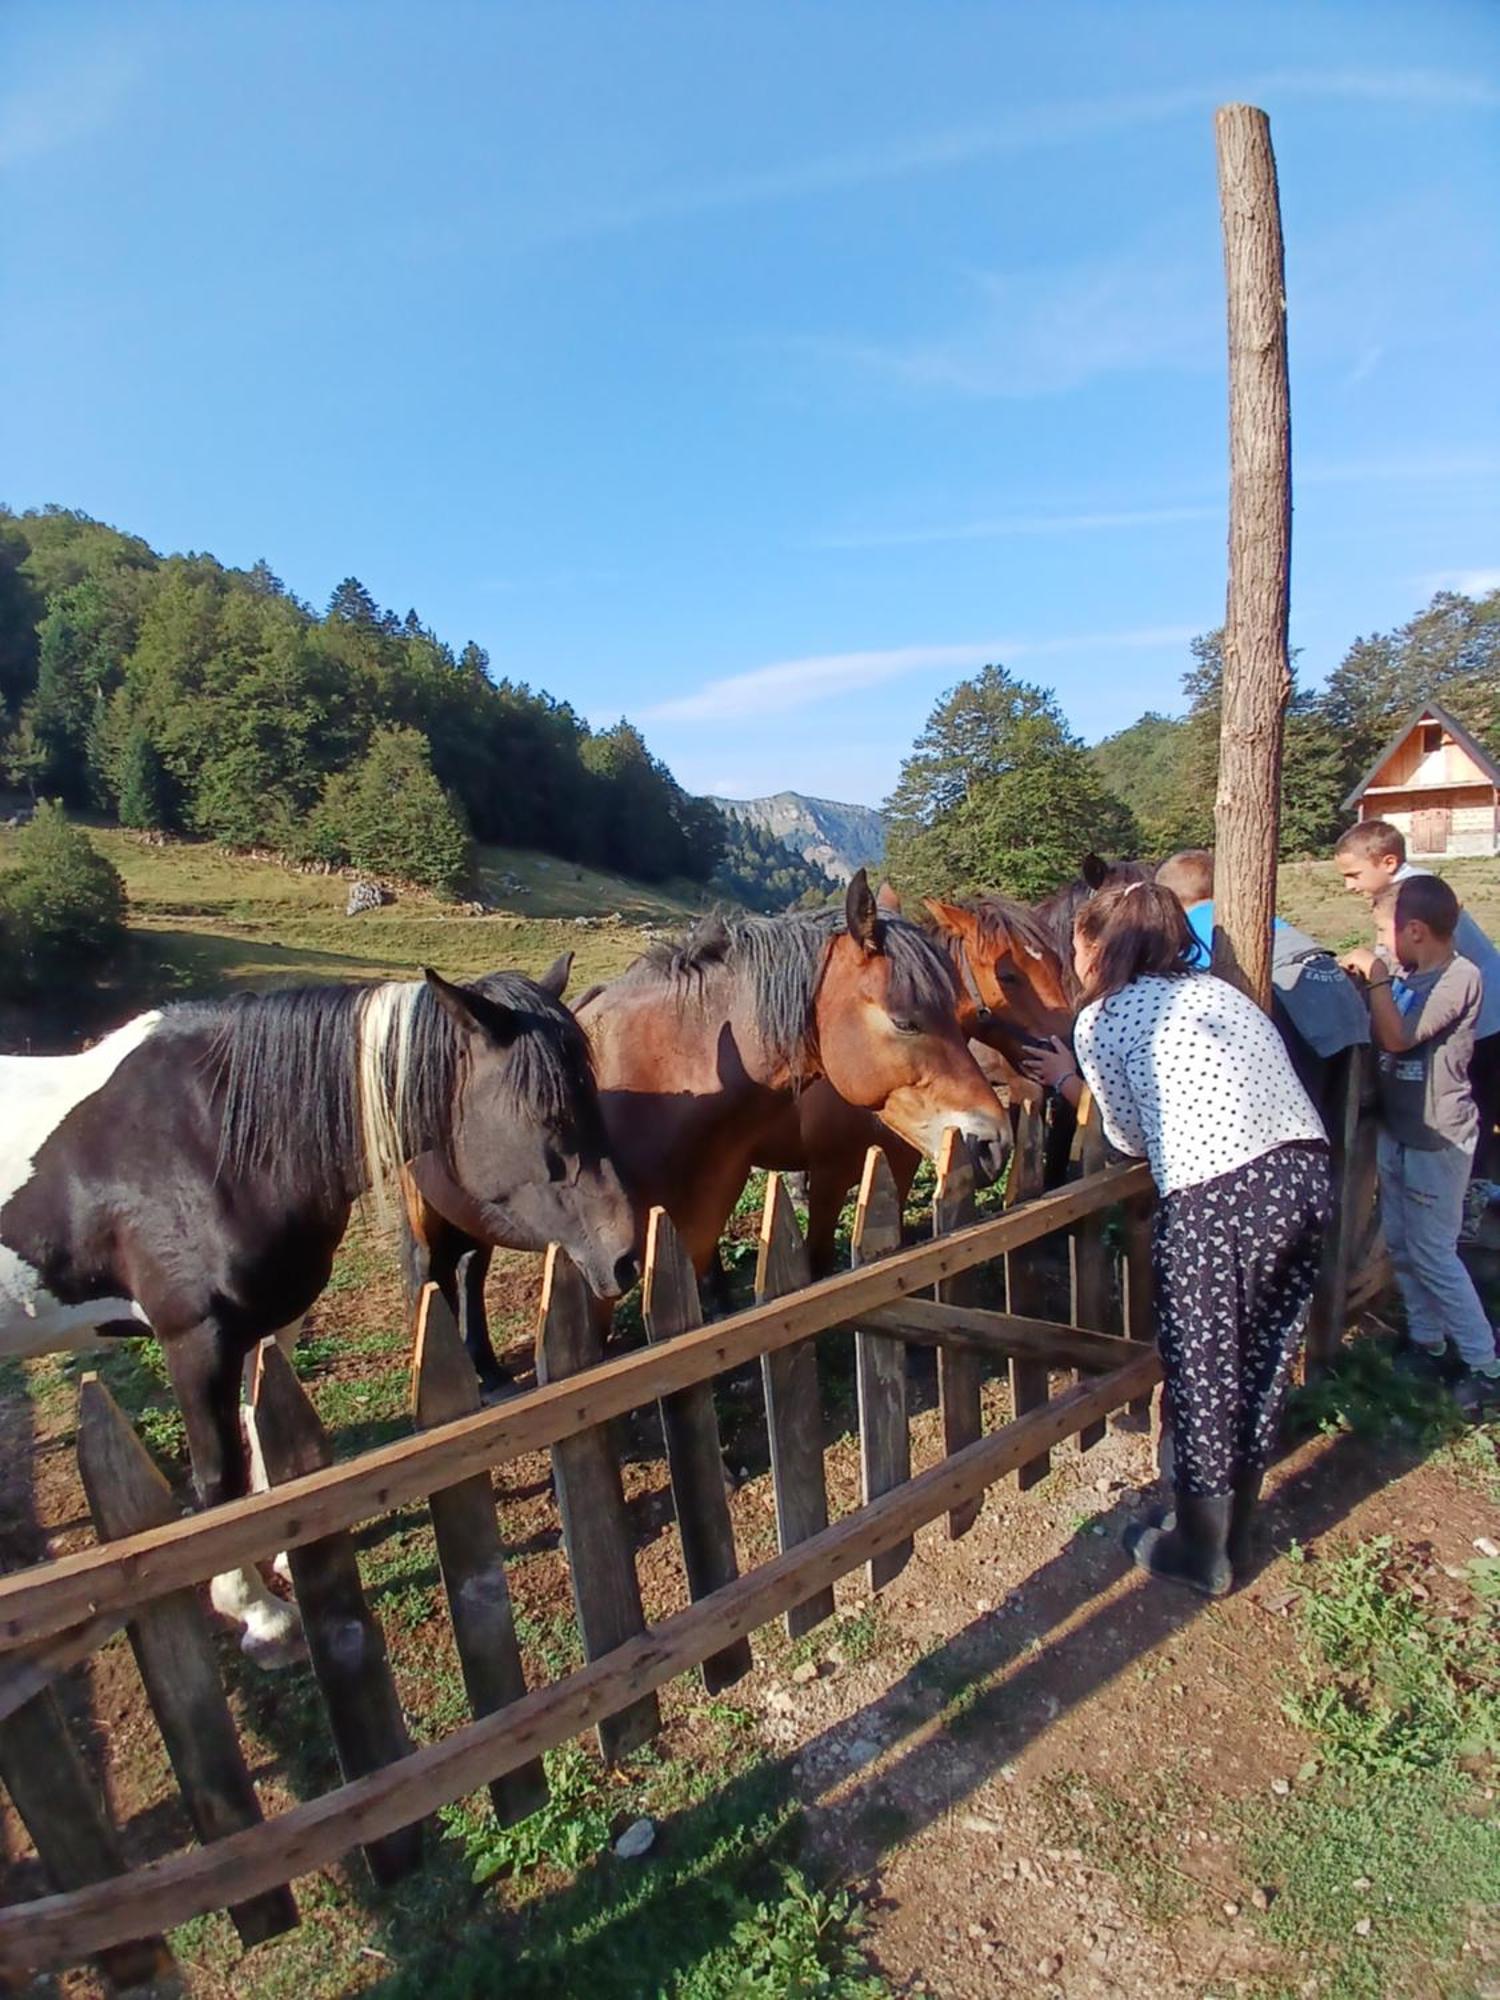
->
xmin=1341 ymin=700 xmax=1500 ymax=812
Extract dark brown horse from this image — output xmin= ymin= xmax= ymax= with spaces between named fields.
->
xmin=408 ymin=872 xmax=1012 ymax=1386
xmin=740 ymin=889 xmax=1074 ymax=1275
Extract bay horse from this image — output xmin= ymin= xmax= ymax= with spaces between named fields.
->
xmin=0 ymin=961 xmax=638 ymax=1663
xmin=408 ymin=871 xmax=1012 ymax=1388
xmin=742 ymin=889 xmax=1074 ymax=1276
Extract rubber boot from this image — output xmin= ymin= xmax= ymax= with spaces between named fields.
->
xmin=1124 ymin=1493 xmax=1233 ymax=1598
xmin=1227 ymin=1470 xmax=1264 ymax=1573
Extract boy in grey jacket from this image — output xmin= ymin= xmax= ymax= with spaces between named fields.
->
xmin=1342 ymin=875 xmax=1500 ymax=1415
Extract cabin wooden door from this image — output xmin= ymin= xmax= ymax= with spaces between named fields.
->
xmin=1412 ymin=807 xmax=1451 ymax=853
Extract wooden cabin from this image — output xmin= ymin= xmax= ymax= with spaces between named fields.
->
xmin=1342 ymin=701 xmax=1500 ymax=857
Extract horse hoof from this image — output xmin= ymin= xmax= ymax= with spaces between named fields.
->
xmin=240 ymin=1612 xmax=307 ymax=1671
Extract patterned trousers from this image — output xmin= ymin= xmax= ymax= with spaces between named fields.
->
xmin=1152 ymin=1143 xmax=1331 ymax=1498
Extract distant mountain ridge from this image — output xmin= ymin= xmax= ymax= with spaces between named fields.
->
xmin=709 ymin=791 xmax=888 ymax=885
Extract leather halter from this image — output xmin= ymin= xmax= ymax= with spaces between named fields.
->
xmin=954 ymin=937 xmax=996 ymax=1025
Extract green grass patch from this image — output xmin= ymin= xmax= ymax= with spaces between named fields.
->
xmin=1280 ymin=1536 xmax=1498 ymax=1776
xmin=1242 ymin=1770 xmax=1500 ymax=2000
xmin=1234 ymin=1528 xmax=1500 ymax=1997
xmin=377 ymin=1749 xmax=891 ymax=2000
xmin=1284 ymin=1337 xmax=1465 ymax=1450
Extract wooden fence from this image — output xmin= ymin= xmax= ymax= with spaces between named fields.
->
xmin=0 ymin=1077 xmax=1380 ymax=1985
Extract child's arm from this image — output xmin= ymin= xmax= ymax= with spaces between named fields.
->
xmin=1363 ymin=970 xmax=1414 ymax=1053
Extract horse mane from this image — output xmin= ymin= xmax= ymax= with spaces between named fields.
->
xmin=622 ymin=907 xmax=957 ymax=1075
xmin=942 ymin=893 xmax=1060 ymax=967
xmin=164 ymin=972 xmax=591 ymax=1198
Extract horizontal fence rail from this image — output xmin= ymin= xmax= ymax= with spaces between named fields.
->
xmin=0 ymin=1146 xmax=1164 ymax=1980
xmin=0 ymin=1360 xmax=1158 ymax=1976
xmin=0 ymin=1161 xmax=1152 ymax=1657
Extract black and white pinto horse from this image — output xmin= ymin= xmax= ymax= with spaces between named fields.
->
xmin=0 ymin=960 xmax=639 ymax=1664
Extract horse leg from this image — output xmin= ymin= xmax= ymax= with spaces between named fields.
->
xmin=805 ymin=1166 xmax=853 ymax=1280
xmin=161 ymin=1320 xmax=304 ymax=1669
xmin=455 ymin=1242 xmax=512 ymax=1398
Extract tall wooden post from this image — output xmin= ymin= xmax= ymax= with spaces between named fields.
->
xmin=1212 ymin=103 xmax=1291 ymax=1010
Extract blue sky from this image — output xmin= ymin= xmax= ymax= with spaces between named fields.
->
xmin=3 ymin=4 xmax=1497 ymax=809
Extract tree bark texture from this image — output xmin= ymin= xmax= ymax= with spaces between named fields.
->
xmin=1212 ymin=103 xmax=1291 ymax=1011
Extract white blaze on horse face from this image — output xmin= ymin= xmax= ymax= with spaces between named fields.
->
xmin=0 ymin=1014 xmax=162 ymax=1356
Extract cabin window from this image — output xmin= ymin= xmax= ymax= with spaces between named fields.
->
xmin=1421 ymin=723 xmax=1443 ymax=754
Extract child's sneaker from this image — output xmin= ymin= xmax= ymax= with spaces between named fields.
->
xmin=1452 ymin=1363 xmax=1500 ymax=1420
xmin=1460 ymin=1179 xmax=1500 ymax=1243
xmin=1394 ymin=1338 xmax=1449 ymax=1383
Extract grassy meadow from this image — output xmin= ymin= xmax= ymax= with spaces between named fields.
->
xmin=0 ymin=825 xmax=718 ymax=1029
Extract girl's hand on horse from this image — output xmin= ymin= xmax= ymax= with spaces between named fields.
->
xmin=1021 ymin=1035 xmax=1077 ymax=1090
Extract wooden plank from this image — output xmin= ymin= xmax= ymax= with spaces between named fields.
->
xmin=412 ymin=1289 xmax=547 ymax=1829
xmin=933 ymin=1129 xmax=982 ymax=1539
xmin=755 ymin=1174 xmax=834 ymax=1639
xmin=1069 ymin=1091 xmax=1115 ymax=1452
xmin=861 ymin=1300 xmax=1154 ymax=1373
xmin=0 ymin=1161 xmax=1153 ymax=1655
xmin=640 ymin=1209 xmax=751 ymax=1693
xmin=0 ymin=1683 xmax=176 ymax=1991
xmin=536 ymin=1247 xmax=658 ymax=1761
xmin=1005 ymin=1100 xmax=1052 ymax=1489
xmin=0 ymin=1348 xmax=1160 ymax=1980
xmin=76 ymin=1376 xmax=297 ymax=1948
xmin=852 ymin=1149 xmax=910 ymax=1590
xmin=0 ymin=1612 xmax=127 ymax=1728
xmin=1308 ymin=1047 xmax=1367 ymax=1370
xmin=1123 ymin=1198 xmax=1156 ymax=1418
xmin=252 ymin=1344 xmax=423 ymax=1886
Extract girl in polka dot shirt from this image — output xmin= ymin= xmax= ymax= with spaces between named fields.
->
xmin=1025 ymin=881 xmax=1331 ymax=1596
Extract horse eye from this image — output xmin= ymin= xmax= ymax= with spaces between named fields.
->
xmin=544 ymin=1147 xmax=568 ymax=1184
xmin=996 ymin=966 xmax=1022 ymax=986
xmin=888 ymin=1014 xmax=922 ymax=1036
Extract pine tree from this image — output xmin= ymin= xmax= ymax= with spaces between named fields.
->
xmin=116 ymin=728 xmax=172 ymax=831
xmin=313 ymin=728 xmax=472 ymax=896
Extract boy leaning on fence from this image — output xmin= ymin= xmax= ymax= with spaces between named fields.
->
xmin=1335 ymin=818 xmax=1500 ymax=1182
xmin=1340 ymin=874 xmax=1500 ymax=1417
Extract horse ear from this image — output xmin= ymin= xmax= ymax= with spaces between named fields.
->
xmin=921 ymin=896 xmax=976 ymax=937
xmin=875 ymin=880 xmax=903 ymax=915
xmin=844 ymin=868 xmax=881 ymax=951
xmin=536 ymin=950 xmax=574 ymax=1000
xmin=422 ymin=968 xmax=518 ymax=1044
xmin=1080 ymin=853 xmax=1110 ymax=891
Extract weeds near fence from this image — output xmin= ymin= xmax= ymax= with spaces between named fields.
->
xmin=1240 ymin=1528 xmax=1500 ymax=2000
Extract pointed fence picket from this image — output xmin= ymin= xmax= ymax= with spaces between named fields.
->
xmin=0 ymin=1145 xmax=1170 ymax=1985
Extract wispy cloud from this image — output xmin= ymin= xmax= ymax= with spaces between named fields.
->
xmin=1300 ymin=449 xmax=1500 ymax=487
xmin=1420 ymin=568 xmax=1500 ymax=596
xmin=781 ymin=233 xmax=1219 ymax=398
xmin=1345 ymin=344 xmax=1384 ymax=388
xmin=0 ymin=46 xmax=138 ymax=170
xmin=521 ymin=70 xmax=1498 ymax=245
xmin=647 ymin=626 xmax=1196 ymax=724
xmin=808 ymin=504 xmax=1217 ymax=552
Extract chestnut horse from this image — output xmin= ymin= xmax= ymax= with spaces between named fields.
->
xmin=742 ymin=889 xmax=1074 ymax=1276
xmin=407 ymin=872 xmax=1011 ymax=1389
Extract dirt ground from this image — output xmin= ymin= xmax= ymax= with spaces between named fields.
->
xmin=2 ymin=1224 xmax=1496 ymax=1999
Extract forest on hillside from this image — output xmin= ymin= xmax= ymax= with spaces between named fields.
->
xmin=0 ymin=506 xmax=727 ymax=900
xmin=882 ymin=587 xmax=1500 ymax=896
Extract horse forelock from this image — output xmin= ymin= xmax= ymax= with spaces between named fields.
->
xmin=467 ymin=970 xmax=597 ymax=1129
xmin=946 ymin=894 xmax=1059 ymax=967
xmin=626 ymin=908 xmax=955 ymax=1075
